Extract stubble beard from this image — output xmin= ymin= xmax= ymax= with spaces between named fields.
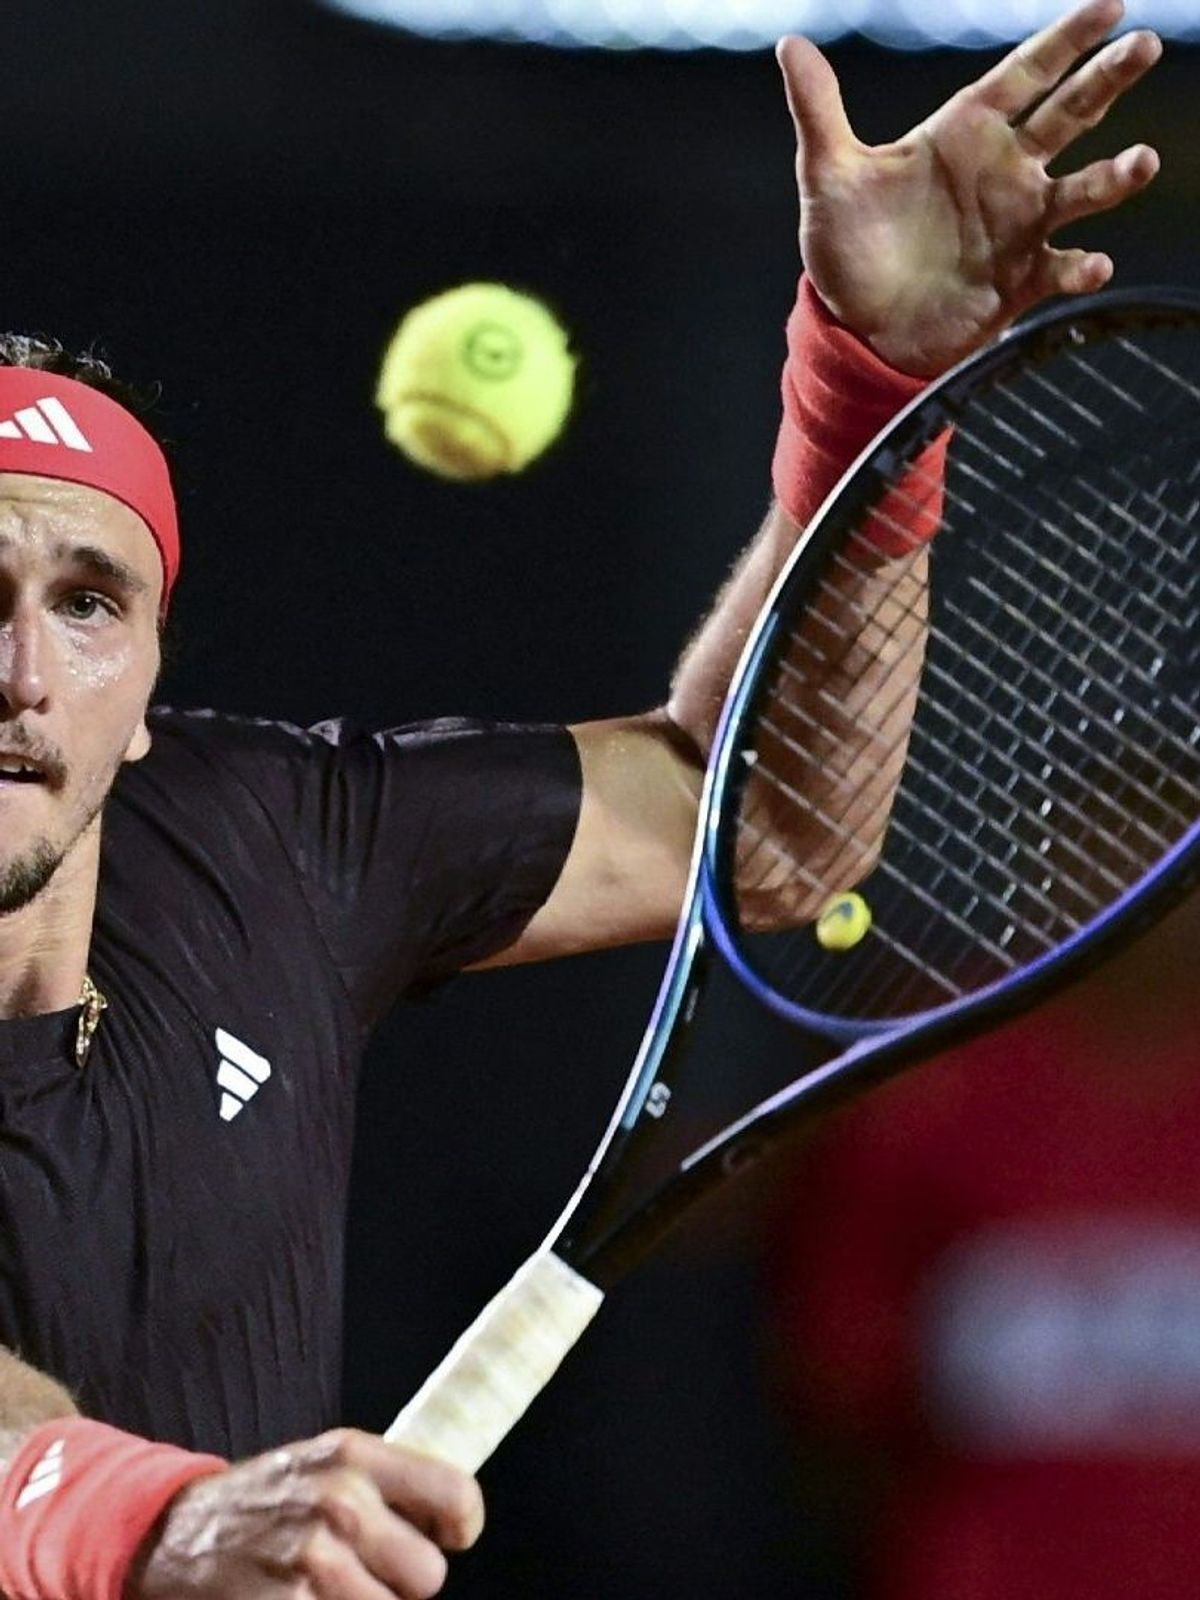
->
xmin=0 ymin=839 xmax=65 ymax=915
xmin=0 ymin=788 xmax=108 ymax=917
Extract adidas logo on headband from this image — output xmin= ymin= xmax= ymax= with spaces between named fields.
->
xmin=0 ymin=398 xmax=93 ymax=453
xmin=0 ymin=370 xmax=178 ymax=610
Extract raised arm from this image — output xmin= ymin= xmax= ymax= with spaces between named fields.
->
xmin=484 ymin=0 xmax=1162 ymax=966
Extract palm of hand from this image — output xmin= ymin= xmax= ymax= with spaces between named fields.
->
xmin=803 ymin=104 xmax=1057 ymax=374
xmin=783 ymin=0 xmax=1161 ymax=376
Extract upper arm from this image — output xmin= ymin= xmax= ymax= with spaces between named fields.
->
xmin=148 ymin=710 xmax=584 ymax=1017
xmin=476 ymin=712 xmax=704 ymax=968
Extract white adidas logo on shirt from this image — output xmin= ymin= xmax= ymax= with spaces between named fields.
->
xmin=15 ymin=1437 xmax=65 ymax=1510
xmin=0 ymin=397 xmax=93 ymax=452
xmin=215 ymin=1028 xmax=272 ymax=1122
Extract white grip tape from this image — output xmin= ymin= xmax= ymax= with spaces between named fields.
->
xmin=384 ymin=1249 xmax=605 ymax=1473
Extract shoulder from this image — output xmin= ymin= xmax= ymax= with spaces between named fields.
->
xmin=117 ymin=706 xmax=578 ymax=816
xmin=142 ymin=705 xmax=358 ymax=764
xmin=108 ymin=706 xmax=327 ymax=819
xmin=140 ymin=705 xmax=571 ymax=761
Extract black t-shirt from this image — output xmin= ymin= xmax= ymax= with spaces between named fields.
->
xmin=0 ymin=707 xmax=581 ymax=1460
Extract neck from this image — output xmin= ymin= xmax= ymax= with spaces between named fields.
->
xmin=0 ymin=825 xmax=100 ymax=1020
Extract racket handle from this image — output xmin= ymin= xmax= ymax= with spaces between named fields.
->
xmin=383 ymin=1248 xmax=605 ymax=1473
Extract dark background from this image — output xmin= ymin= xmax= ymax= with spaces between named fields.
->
xmin=6 ymin=2 xmax=1198 ymax=1592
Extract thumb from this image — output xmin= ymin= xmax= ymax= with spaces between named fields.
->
xmin=776 ymin=36 xmax=856 ymax=180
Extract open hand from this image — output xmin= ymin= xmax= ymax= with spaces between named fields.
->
xmin=779 ymin=0 xmax=1161 ymax=375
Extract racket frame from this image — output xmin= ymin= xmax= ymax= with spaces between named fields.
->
xmin=387 ymin=286 xmax=1200 ymax=1466
xmin=566 ymin=286 xmax=1200 ymax=1284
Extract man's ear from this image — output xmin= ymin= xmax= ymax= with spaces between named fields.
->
xmin=124 ymin=719 xmax=152 ymax=764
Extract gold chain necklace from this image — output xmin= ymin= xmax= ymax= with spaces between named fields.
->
xmin=75 ymin=974 xmax=107 ymax=1068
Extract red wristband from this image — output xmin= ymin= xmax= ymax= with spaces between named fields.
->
xmin=0 ymin=1417 xmax=227 ymax=1600
xmin=772 ymin=277 xmax=949 ymax=556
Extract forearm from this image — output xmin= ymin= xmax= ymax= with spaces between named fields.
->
xmin=668 ymin=505 xmax=929 ymax=921
xmin=667 ymin=500 xmax=800 ymax=751
xmin=667 ymin=277 xmax=936 ymax=752
xmin=0 ymin=1344 xmax=78 ymax=1470
xmin=665 ymin=281 xmax=939 ymax=917
xmin=736 ymin=540 xmax=928 ymax=924
xmin=0 ymin=1366 xmax=228 ymax=1600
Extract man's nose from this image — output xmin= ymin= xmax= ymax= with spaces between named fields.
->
xmin=0 ymin=607 xmax=51 ymax=716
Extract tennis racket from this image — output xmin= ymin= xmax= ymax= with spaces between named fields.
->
xmin=386 ymin=285 xmax=1200 ymax=1473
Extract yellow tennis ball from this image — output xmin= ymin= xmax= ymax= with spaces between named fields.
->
xmin=376 ymin=283 xmax=577 ymax=480
xmin=816 ymin=892 xmax=872 ymax=952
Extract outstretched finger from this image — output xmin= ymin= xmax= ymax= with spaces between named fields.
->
xmin=1047 ymin=143 xmax=1160 ymax=230
xmin=776 ymin=35 xmax=858 ymax=182
xmin=1018 ymin=28 xmax=1161 ymax=162
xmin=1033 ymin=245 xmax=1115 ymax=301
xmin=969 ymin=0 xmax=1126 ymax=122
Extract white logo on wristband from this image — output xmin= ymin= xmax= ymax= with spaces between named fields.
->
xmin=15 ymin=1437 xmax=65 ymax=1509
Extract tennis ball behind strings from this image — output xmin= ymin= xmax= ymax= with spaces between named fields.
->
xmin=376 ymin=283 xmax=577 ymax=480
xmin=816 ymin=892 xmax=873 ymax=951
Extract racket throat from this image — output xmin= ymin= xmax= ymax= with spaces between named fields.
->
xmin=554 ymin=919 xmax=710 ymax=1272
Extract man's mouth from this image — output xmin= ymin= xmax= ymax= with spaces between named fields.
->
xmin=0 ymin=755 xmax=50 ymax=785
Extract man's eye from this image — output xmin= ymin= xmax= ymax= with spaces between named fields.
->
xmin=59 ymin=592 xmax=116 ymax=622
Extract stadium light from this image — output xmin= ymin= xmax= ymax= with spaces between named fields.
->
xmin=315 ymin=0 xmax=1200 ymax=49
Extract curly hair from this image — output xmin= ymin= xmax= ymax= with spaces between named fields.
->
xmin=0 ymin=334 xmax=164 ymax=441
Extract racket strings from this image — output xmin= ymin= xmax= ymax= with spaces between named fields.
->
xmin=957 ymin=457 xmax=1200 ymax=700
xmin=1099 ymin=472 xmax=1200 ymax=570
xmin=910 ymin=652 xmax=1155 ymax=893
xmin=751 ymin=633 xmax=1106 ymax=936
xmin=951 ymin=559 xmax=1197 ymax=814
xmin=879 ymin=399 xmax=1199 ymax=703
xmin=737 ymin=770 xmax=979 ymax=1000
xmin=960 ymin=455 xmax=1200 ymax=756
xmin=749 ymin=754 xmax=1035 ymax=974
xmin=727 ymin=317 xmax=1200 ymax=1021
xmin=752 ymin=444 xmax=1200 ymax=876
xmin=754 ymin=692 xmax=1082 ymax=970
xmin=1111 ymin=334 xmax=1200 ymax=402
xmin=743 ymin=528 xmax=1161 ymax=922
xmin=941 ymin=593 xmax=1194 ymax=848
xmin=740 ymin=665 xmax=1082 ymax=993
xmin=739 ymin=573 xmax=1156 ymax=966
xmin=791 ymin=515 xmax=1193 ymax=848
xmin=734 ymin=552 xmax=931 ymax=914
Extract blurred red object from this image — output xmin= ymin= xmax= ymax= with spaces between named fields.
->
xmin=771 ymin=893 xmax=1200 ymax=1599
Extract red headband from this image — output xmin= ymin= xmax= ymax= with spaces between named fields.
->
xmin=0 ymin=369 xmax=179 ymax=613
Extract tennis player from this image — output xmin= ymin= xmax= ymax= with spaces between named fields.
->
xmin=0 ymin=3 xmax=1160 ymax=1596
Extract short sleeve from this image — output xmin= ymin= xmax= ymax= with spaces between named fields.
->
xmin=145 ymin=710 xmax=582 ymax=1027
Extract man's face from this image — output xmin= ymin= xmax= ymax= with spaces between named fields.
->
xmin=0 ymin=472 xmax=162 ymax=913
